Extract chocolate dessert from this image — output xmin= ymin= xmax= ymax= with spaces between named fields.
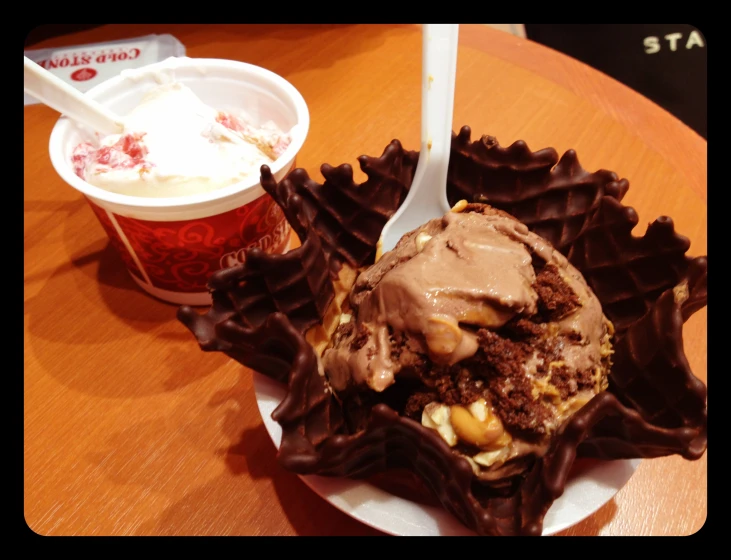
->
xmin=323 ymin=203 xmax=614 ymax=484
xmin=178 ymin=127 xmax=708 ymax=536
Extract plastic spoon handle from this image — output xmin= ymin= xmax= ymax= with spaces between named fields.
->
xmin=378 ymin=24 xmax=459 ymax=255
xmin=24 ymin=56 xmax=124 ymax=136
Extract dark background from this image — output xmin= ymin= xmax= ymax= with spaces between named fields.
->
xmin=25 ymin=24 xmax=101 ymax=46
xmin=25 ymin=24 xmax=708 ymax=139
xmin=524 ymin=24 xmax=707 ymax=138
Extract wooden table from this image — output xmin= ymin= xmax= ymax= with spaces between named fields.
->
xmin=24 ymin=24 xmax=707 ymax=536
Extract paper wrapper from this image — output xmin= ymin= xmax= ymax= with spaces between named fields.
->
xmin=178 ymin=126 xmax=707 ymax=536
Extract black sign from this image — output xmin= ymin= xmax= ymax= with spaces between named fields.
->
xmin=524 ymin=24 xmax=707 ymax=138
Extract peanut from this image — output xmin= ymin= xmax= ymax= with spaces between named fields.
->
xmin=374 ymin=238 xmax=383 ymax=263
xmin=415 ymin=231 xmax=433 ymax=252
xmin=422 ymin=402 xmax=458 ymax=447
xmin=425 ymin=315 xmax=463 ymax=356
xmin=450 ymin=199 xmax=468 ymax=213
xmin=458 ymin=305 xmax=513 ymax=328
xmin=450 ymin=401 xmax=511 ymax=450
xmin=473 ymin=448 xmax=509 ymax=468
xmin=673 ymin=280 xmax=689 ymax=305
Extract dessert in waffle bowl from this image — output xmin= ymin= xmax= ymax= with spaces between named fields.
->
xmin=178 ymin=126 xmax=707 ymax=536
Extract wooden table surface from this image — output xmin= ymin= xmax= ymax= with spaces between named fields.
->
xmin=24 ymin=24 xmax=707 ymax=536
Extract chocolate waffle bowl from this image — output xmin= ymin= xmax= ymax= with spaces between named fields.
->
xmin=178 ymin=126 xmax=707 ymax=536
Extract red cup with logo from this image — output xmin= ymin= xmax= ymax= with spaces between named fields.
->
xmin=48 ymin=57 xmax=309 ymax=305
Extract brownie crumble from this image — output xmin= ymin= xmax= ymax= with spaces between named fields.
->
xmin=401 ymin=363 xmax=488 ymax=421
xmin=488 ymin=376 xmax=551 ymax=437
xmin=424 ymin=365 xmax=484 ymax=407
xmin=534 ymin=336 xmax=563 ymax=378
xmin=332 ymin=320 xmax=354 ymax=346
xmin=548 ymin=365 xmax=576 ymax=400
xmin=534 ymin=264 xmax=581 ymax=320
xmin=500 ymin=317 xmax=545 ymax=340
xmin=388 ymin=327 xmax=404 ymax=361
xmin=475 ymin=329 xmax=533 ymax=379
xmin=404 ymin=391 xmax=438 ymax=420
xmin=549 ymin=365 xmax=597 ymax=400
xmin=471 ymin=329 xmax=552 ymax=437
xmin=351 ymin=323 xmax=370 ymax=351
xmin=563 ymin=330 xmax=584 ymax=343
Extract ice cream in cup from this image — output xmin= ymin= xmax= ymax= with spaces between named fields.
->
xmin=48 ymin=56 xmax=309 ymax=305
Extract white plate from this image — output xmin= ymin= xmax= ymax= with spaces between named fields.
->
xmin=254 ymin=372 xmax=641 ymax=536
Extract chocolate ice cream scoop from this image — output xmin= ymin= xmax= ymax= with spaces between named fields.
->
xmin=323 ymin=203 xmax=613 ymax=480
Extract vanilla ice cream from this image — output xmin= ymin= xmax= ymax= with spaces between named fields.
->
xmin=71 ymin=81 xmax=292 ymax=197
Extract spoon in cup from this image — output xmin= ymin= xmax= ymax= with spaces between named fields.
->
xmin=24 ymin=56 xmax=124 ymax=136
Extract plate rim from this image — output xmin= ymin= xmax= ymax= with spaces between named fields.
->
xmin=252 ymin=372 xmax=641 ymax=536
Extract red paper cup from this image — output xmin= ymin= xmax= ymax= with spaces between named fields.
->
xmin=48 ymin=57 xmax=309 ymax=305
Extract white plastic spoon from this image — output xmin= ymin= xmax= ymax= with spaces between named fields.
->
xmin=24 ymin=56 xmax=124 ymax=136
xmin=378 ymin=24 xmax=459 ymax=257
